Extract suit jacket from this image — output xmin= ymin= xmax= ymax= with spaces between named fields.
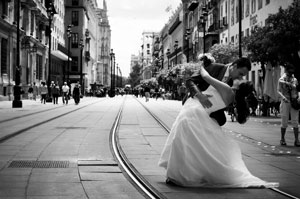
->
xmin=188 ymin=63 xmax=231 ymax=126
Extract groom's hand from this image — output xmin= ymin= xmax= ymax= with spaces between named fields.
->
xmin=194 ymin=92 xmax=213 ymax=108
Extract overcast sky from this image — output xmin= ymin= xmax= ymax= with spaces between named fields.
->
xmin=97 ymin=0 xmax=181 ymax=77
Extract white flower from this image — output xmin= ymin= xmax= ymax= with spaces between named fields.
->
xmin=197 ymin=53 xmax=216 ymax=63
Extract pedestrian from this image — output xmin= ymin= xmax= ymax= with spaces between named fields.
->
xmin=154 ymin=86 xmax=160 ymax=100
xmin=277 ymin=63 xmax=300 ymax=147
xmin=178 ymin=83 xmax=187 ymax=101
xmin=61 ymin=82 xmax=70 ymax=105
xmin=39 ymin=82 xmax=48 ymax=104
xmin=246 ymin=88 xmax=258 ymax=116
xmin=158 ymin=58 xmax=278 ymax=188
xmin=32 ymin=82 xmax=38 ymax=100
xmin=51 ymin=83 xmax=60 ymax=105
xmin=144 ymin=84 xmax=150 ymax=102
xmin=73 ymin=83 xmax=80 ymax=105
xmin=28 ymin=84 xmax=33 ymax=100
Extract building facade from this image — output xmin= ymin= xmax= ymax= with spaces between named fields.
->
xmin=148 ymin=0 xmax=294 ymax=93
xmin=0 ymin=0 xmax=67 ymax=99
xmin=96 ymin=0 xmax=111 ymax=87
xmin=140 ymin=31 xmax=159 ymax=80
xmin=0 ymin=0 xmax=111 ymax=99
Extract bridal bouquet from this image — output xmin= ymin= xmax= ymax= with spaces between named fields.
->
xmin=178 ymin=62 xmax=200 ymax=82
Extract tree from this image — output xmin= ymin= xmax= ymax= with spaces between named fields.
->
xmin=209 ymin=44 xmax=239 ymax=64
xmin=128 ymin=63 xmax=142 ymax=88
xmin=243 ymin=0 xmax=300 ymax=77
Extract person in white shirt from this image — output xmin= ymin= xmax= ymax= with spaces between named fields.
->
xmin=61 ymin=82 xmax=70 ymax=105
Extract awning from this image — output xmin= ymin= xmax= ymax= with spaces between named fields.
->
xmin=51 ymin=50 xmax=71 ymax=61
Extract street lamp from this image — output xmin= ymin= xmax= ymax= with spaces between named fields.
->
xmin=174 ymin=40 xmax=178 ymax=65
xmin=46 ymin=2 xmax=56 ymax=102
xmin=66 ymin=24 xmax=72 ymax=84
xmin=199 ymin=6 xmax=208 ymax=53
xmin=166 ymin=48 xmax=170 ymax=69
xmin=79 ymin=38 xmax=84 ymax=95
xmin=185 ymin=29 xmax=190 ymax=62
xmin=12 ymin=0 xmax=22 ymax=108
xmin=110 ymin=49 xmax=115 ymax=97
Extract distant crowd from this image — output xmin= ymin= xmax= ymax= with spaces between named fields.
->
xmin=25 ymin=81 xmax=82 ymax=105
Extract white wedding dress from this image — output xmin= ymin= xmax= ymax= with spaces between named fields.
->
xmin=158 ymin=86 xmax=279 ymax=188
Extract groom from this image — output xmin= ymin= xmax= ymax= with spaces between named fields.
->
xmin=185 ymin=55 xmax=252 ymax=126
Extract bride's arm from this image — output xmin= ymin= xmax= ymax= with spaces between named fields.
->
xmin=200 ymin=66 xmax=235 ymax=106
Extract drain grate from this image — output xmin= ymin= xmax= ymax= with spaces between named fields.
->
xmin=8 ymin=160 xmax=69 ymax=168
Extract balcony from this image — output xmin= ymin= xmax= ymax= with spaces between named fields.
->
xmin=168 ymin=16 xmax=181 ymax=35
xmin=188 ymin=1 xmax=199 ymax=11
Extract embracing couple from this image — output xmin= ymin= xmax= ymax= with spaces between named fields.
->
xmin=158 ymin=54 xmax=278 ymax=188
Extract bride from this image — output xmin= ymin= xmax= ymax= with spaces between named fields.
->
xmin=158 ymin=62 xmax=279 ymax=188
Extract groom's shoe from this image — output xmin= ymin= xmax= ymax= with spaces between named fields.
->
xmin=165 ymin=178 xmax=177 ymax=186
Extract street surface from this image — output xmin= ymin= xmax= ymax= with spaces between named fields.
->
xmin=0 ymin=96 xmax=299 ymax=199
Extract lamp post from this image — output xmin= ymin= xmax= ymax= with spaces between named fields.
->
xmin=46 ymin=2 xmax=56 ymax=102
xmin=238 ymin=0 xmax=242 ymax=57
xmin=79 ymin=38 xmax=84 ymax=95
xmin=66 ymin=24 xmax=72 ymax=84
xmin=109 ymin=49 xmax=115 ymax=97
xmin=12 ymin=0 xmax=22 ymax=108
xmin=116 ymin=64 xmax=119 ymax=88
xmin=174 ymin=40 xmax=178 ymax=65
xmin=199 ymin=6 xmax=208 ymax=53
xmin=119 ymin=67 xmax=123 ymax=87
xmin=166 ymin=48 xmax=170 ymax=69
xmin=185 ymin=29 xmax=190 ymax=62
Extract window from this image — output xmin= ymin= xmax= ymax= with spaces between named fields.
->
xmin=147 ymin=50 xmax=150 ymax=55
xmin=31 ymin=11 xmax=34 ymax=35
xmin=231 ymin=36 xmax=234 ymax=43
xmin=71 ymin=57 xmax=78 ymax=72
xmin=1 ymin=38 xmax=8 ymax=74
xmin=72 ymin=0 xmax=79 ymax=6
xmin=246 ymin=28 xmax=249 ymax=37
xmin=251 ymin=0 xmax=256 ymax=14
xmin=258 ymin=0 xmax=262 ymax=10
xmin=245 ymin=0 xmax=250 ymax=17
xmin=266 ymin=0 xmax=270 ymax=5
xmin=147 ymin=44 xmax=150 ymax=48
xmin=231 ymin=0 xmax=235 ymax=26
xmin=71 ymin=33 xmax=78 ymax=48
xmin=71 ymin=11 xmax=79 ymax=26
xmin=36 ymin=54 xmax=43 ymax=80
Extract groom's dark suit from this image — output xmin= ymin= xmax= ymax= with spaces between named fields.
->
xmin=186 ymin=62 xmax=233 ymax=126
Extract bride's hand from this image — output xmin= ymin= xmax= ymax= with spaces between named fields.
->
xmin=194 ymin=92 xmax=213 ymax=108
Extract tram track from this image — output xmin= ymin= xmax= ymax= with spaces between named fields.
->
xmin=134 ymin=97 xmax=299 ymax=199
xmin=110 ymin=97 xmax=165 ymax=199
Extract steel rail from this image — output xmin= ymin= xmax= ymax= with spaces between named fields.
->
xmin=110 ymin=97 xmax=165 ymax=199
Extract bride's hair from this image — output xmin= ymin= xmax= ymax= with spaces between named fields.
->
xmin=235 ymin=81 xmax=253 ymax=124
